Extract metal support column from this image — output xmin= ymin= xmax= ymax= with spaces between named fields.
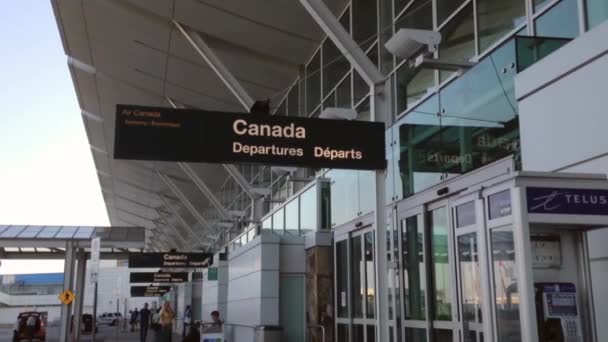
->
xmin=73 ymin=249 xmax=87 ymax=341
xmin=59 ymin=241 xmax=76 ymax=342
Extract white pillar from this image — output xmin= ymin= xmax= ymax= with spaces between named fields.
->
xmin=72 ymin=249 xmax=87 ymax=341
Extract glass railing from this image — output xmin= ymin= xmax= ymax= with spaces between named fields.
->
xmin=515 ymin=36 xmax=572 ymax=72
xmin=390 ymin=38 xmax=521 ymax=199
xmin=0 ymin=284 xmax=63 ymax=296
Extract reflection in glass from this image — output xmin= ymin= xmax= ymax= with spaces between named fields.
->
xmin=430 ymin=207 xmax=452 ymax=321
xmin=458 ymin=233 xmax=482 ymax=342
xmin=337 ymin=240 xmax=349 ymax=318
xmin=365 ymin=232 xmax=376 ymax=318
xmin=402 ymin=216 xmax=426 ymax=320
xmin=491 ymin=228 xmax=521 ymax=342
xmin=323 ymin=38 xmax=349 ymax=98
xmin=285 ymin=199 xmax=299 ymax=235
xmin=535 ymin=0 xmax=580 ymax=39
xmin=359 ymin=171 xmax=375 ymax=216
xmin=405 ymin=328 xmax=427 ymax=342
xmin=477 ymin=0 xmax=526 ymax=52
xmin=439 ymin=4 xmax=475 ymax=82
xmin=516 ymin=36 xmax=571 ymax=73
xmin=300 ymin=185 xmax=317 ymax=232
xmin=396 ymin=67 xmax=435 ymax=114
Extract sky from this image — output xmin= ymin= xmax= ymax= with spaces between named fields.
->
xmin=0 ymin=2 xmax=109 ymax=274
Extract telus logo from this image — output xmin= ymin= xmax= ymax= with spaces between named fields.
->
xmin=529 ymin=189 xmax=608 ymax=212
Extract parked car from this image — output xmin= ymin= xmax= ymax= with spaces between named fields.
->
xmin=13 ymin=311 xmax=46 ymax=342
xmin=97 ymin=312 xmax=122 ymax=326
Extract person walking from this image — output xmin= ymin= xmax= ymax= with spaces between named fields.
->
xmin=182 ymin=305 xmax=192 ymax=338
xmin=130 ymin=308 xmax=139 ymax=332
xmin=151 ymin=308 xmax=162 ymax=342
xmin=159 ymin=301 xmax=175 ymax=342
xmin=139 ymin=303 xmax=152 ymax=342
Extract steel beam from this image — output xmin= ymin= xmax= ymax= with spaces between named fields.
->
xmin=157 ymin=172 xmax=215 ymax=233
xmin=298 ymin=0 xmax=385 ymax=86
xmin=178 ymin=162 xmax=232 ymax=220
xmin=154 ymin=210 xmax=190 ymax=249
xmin=156 ymin=194 xmax=208 ymax=248
xmin=173 ymin=20 xmax=255 ymax=110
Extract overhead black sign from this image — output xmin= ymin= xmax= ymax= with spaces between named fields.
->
xmin=130 ymin=272 xmax=188 ymax=283
xmin=128 ymin=253 xmax=213 ymax=268
xmin=114 ymin=104 xmax=386 ymax=170
xmin=130 ymin=286 xmax=171 ymax=297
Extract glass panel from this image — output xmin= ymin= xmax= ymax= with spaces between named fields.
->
xmin=56 ymin=226 xmax=78 ymax=238
xmin=366 ymin=325 xmax=376 ymax=342
xmin=396 ymin=66 xmax=435 ymax=114
xmin=491 ymin=228 xmax=521 ymax=342
xmin=306 ymin=51 xmax=321 ymax=115
xmin=458 ymin=233 xmax=482 ymax=342
xmin=285 ymin=199 xmax=299 ymax=235
xmin=356 ymin=96 xmax=371 ymax=122
xmin=247 ymin=228 xmax=256 ymax=242
xmin=272 ymin=208 xmax=285 ymax=234
xmin=587 ymin=0 xmax=608 ymax=29
xmin=456 ymin=201 xmax=476 ymax=227
xmin=365 ymin=231 xmax=376 ymax=318
xmin=279 ymin=275 xmax=306 ymax=342
xmin=240 ymin=234 xmax=247 ymax=246
xmin=0 ymin=226 xmax=25 ymax=238
xmin=352 ymin=235 xmax=364 ymax=318
xmin=329 ymin=169 xmax=358 ymax=227
xmin=275 ymin=99 xmax=287 ymax=116
xmin=535 ymin=0 xmax=580 ymax=38
xmin=337 ymin=240 xmax=349 ymax=318
xmin=395 ymin=0 xmax=434 ymax=64
xmin=515 ymin=36 xmax=572 ymax=72
xmin=405 ymin=327 xmax=427 ymax=342
xmin=437 ymin=0 xmax=467 ymax=25
xmin=340 ymin=7 xmax=350 ymax=32
xmin=262 ymin=217 xmax=272 ymax=230
xmin=353 ymin=70 xmax=369 ymax=105
xmin=323 ymin=91 xmax=336 ymax=109
xmin=320 ymin=182 xmax=331 ymax=230
xmin=432 ymin=329 xmax=454 ymax=341
xmin=74 ymin=226 xmax=95 ymax=239
xmin=430 ymin=207 xmax=452 ymax=321
xmin=17 ymin=226 xmax=43 ymax=238
xmin=534 ymin=0 xmax=553 ymax=11
xmin=395 ymin=0 xmax=413 ymax=16
xmin=323 ymin=38 xmax=350 ymax=98
xmin=337 ymin=323 xmax=349 ymax=342
xmin=477 ymin=0 xmax=526 ymax=52
xmin=439 ymin=4 xmax=475 ymax=82
xmin=287 ymin=83 xmax=299 ymax=116
xmin=352 ymin=0 xmax=377 ymax=51
xmin=336 ymin=73 xmax=352 ymax=108
xmin=402 ymin=216 xmax=426 ymax=320
xmin=300 ymin=185 xmax=318 ymax=232
xmin=353 ymin=324 xmax=364 ymax=342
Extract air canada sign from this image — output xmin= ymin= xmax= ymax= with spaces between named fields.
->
xmin=114 ymin=105 xmax=386 ymax=170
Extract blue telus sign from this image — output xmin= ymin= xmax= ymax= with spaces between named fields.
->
xmin=526 ymin=187 xmax=608 ymax=215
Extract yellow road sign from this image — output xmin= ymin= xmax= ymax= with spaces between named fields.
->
xmin=59 ymin=290 xmax=75 ymax=305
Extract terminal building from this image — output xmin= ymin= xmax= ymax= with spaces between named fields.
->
xmin=48 ymin=0 xmax=608 ymax=341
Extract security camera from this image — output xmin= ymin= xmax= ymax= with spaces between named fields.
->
xmin=384 ymin=29 xmax=442 ymax=60
xmin=319 ymin=107 xmax=357 ymax=120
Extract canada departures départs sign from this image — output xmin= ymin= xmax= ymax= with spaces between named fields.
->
xmin=113 ymin=104 xmax=386 ymax=170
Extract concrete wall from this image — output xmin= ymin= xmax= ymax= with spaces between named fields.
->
xmin=201 ymin=259 xmax=228 ymax=322
xmin=516 ymin=19 xmax=608 ymax=341
xmin=226 ymin=232 xmax=281 ymax=342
